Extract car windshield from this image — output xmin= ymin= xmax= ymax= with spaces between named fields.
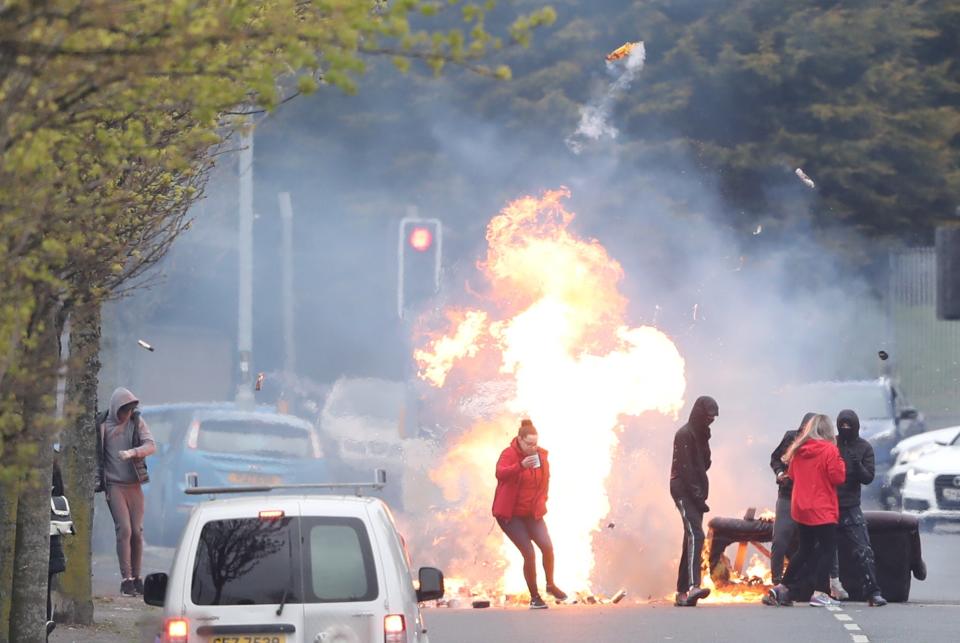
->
xmin=197 ymin=419 xmax=312 ymax=458
xmin=191 ymin=517 xmax=298 ymax=606
xmin=786 ymin=383 xmax=894 ymax=420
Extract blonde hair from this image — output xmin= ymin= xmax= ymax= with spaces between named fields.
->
xmin=782 ymin=414 xmax=836 ymax=464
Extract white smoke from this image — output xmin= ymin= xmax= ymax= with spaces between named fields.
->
xmin=565 ymin=42 xmax=647 ymax=154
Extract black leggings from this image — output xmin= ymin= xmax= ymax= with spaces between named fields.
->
xmin=497 ymin=516 xmax=555 ymax=597
xmin=782 ymin=523 xmax=836 ymax=595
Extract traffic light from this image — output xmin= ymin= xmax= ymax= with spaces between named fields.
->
xmin=398 ymin=217 xmax=442 ymax=318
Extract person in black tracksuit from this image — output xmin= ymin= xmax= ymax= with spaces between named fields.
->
xmin=836 ymin=409 xmax=888 ymax=606
xmin=769 ymin=413 xmax=813 ymax=586
xmin=670 ymin=395 xmax=718 ymax=607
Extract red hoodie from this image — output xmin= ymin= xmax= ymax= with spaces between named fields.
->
xmin=491 ymin=438 xmax=550 ymax=520
xmin=788 ymin=439 xmax=846 ymax=526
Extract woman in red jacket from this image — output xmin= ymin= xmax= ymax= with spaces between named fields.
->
xmin=765 ymin=414 xmax=846 ymax=607
xmin=492 ymin=419 xmax=567 ymax=609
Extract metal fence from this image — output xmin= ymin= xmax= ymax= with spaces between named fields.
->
xmin=888 ymin=248 xmax=960 ymax=428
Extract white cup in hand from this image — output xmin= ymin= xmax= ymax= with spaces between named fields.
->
xmin=522 ymin=454 xmax=540 ymax=469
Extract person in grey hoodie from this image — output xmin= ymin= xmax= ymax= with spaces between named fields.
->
xmin=95 ymin=387 xmax=156 ymax=596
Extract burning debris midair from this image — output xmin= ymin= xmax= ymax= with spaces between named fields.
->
xmin=795 ymin=168 xmax=816 ymax=189
xmin=566 ymin=42 xmax=646 ymax=154
xmin=137 ymin=339 xmax=154 ymax=352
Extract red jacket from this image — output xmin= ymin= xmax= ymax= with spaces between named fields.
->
xmin=491 ymin=438 xmax=550 ymax=520
xmin=788 ymin=439 xmax=846 ymax=526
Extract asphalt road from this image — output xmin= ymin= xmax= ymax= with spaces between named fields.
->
xmin=70 ymin=530 xmax=959 ymax=643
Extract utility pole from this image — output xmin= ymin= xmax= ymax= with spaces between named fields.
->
xmin=278 ymin=192 xmax=296 ymax=376
xmin=237 ymin=121 xmax=254 ymax=408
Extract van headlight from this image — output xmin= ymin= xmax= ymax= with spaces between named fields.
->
xmin=907 ymin=468 xmax=936 ymax=482
xmin=899 ymin=444 xmax=938 ymax=465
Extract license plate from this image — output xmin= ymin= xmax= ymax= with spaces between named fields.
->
xmin=226 ymin=472 xmax=282 ymax=485
xmin=212 ymin=636 xmax=285 ymax=643
xmin=943 ymin=487 xmax=960 ymax=501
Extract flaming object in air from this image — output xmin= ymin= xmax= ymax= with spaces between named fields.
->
xmin=606 ymin=42 xmax=641 ymax=62
xmin=415 ymin=188 xmax=686 ymax=596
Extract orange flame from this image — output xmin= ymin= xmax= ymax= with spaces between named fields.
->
xmin=415 ymin=189 xmax=686 ymax=595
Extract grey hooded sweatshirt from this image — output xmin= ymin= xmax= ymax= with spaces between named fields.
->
xmin=100 ymin=387 xmax=156 ymax=485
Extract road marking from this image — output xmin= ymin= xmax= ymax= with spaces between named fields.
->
xmin=826 ymin=605 xmax=842 ymax=612
xmin=851 ymin=635 xmax=869 ymax=643
xmin=845 ymin=623 xmax=862 ymax=631
xmin=834 ymin=613 xmax=853 ymax=621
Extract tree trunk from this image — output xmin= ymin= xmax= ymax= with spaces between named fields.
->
xmin=0 ymin=476 xmax=22 ymax=643
xmin=58 ymin=303 xmax=101 ymax=624
xmin=8 ymin=308 xmax=61 ymax=642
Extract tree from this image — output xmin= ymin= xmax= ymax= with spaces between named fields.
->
xmin=0 ymin=1 xmax=555 ymax=639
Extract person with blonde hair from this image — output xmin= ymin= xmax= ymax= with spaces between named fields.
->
xmin=764 ymin=414 xmax=846 ymax=607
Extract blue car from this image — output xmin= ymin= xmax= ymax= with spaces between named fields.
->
xmin=141 ymin=403 xmax=329 ymax=546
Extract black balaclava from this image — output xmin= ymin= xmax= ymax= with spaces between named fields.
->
xmin=837 ymin=409 xmax=860 ymax=444
xmin=689 ymin=396 xmax=719 ymax=431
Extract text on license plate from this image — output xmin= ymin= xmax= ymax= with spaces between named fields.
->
xmin=943 ymin=487 xmax=960 ymax=501
xmin=212 ymin=636 xmax=285 ymax=643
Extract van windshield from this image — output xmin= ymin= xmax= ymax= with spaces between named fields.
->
xmin=191 ymin=517 xmax=298 ymax=606
xmin=197 ymin=419 xmax=312 ymax=458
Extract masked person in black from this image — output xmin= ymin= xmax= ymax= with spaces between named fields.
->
xmin=670 ymin=395 xmax=718 ymax=607
xmin=836 ymin=409 xmax=888 ymax=606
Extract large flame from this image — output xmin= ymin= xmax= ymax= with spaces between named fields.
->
xmin=415 ymin=188 xmax=686 ymax=595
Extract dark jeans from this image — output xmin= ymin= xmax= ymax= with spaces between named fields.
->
xmin=783 ymin=523 xmax=836 ymax=597
xmin=770 ymin=495 xmax=797 ymax=585
xmin=837 ymin=506 xmax=881 ymax=596
xmin=497 ymin=516 xmax=555 ymax=598
xmin=673 ymin=496 xmax=705 ymax=593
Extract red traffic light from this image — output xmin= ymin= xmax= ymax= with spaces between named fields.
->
xmin=408 ymin=226 xmax=433 ymax=252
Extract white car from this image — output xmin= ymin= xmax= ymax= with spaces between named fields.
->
xmin=144 ymin=475 xmax=444 ymax=643
xmin=900 ymin=436 xmax=960 ymax=527
xmin=882 ymin=426 xmax=960 ymax=509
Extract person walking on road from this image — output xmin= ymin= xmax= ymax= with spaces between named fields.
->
xmin=670 ymin=395 xmax=719 ymax=607
xmin=492 ymin=419 xmax=568 ymax=609
xmin=835 ymin=409 xmax=888 ymax=606
xmin=95 ymin=387 xmax=156 ymax=597
xmin=765 ymin=414 xmax=846 ymax=607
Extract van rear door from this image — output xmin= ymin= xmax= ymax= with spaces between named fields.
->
xmin=299 ymin=513 xmax=382 ymax=643
xmin=186 ymin=500 xmax=304 ymax=643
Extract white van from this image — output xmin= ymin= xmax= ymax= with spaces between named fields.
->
xmin=144 ymin=475 xmax=444 ymax=643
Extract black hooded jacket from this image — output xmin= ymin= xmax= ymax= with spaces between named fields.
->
xmin=670 ymin=396 xmax=718 ymax=507
xmin=836 ymin=409 xmax=875 ymax=508
xmin=770 ymin=412 xmax=815 ymax=499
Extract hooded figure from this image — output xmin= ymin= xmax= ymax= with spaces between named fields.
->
xmin=834 ymin=409 xmax=887 ymax=606
xmin=670 ymin=395 xmax=718 ymax=607
xmin=836 ymin=409 xmax=875 ymax=508
xmin=768 ymin=412 xmax=816 ymax=586
xmin=96 ymin=387 xmax=156 ymax=598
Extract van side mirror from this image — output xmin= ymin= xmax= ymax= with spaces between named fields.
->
xmin=416 ymin=567 xmax=444 ymax=602
xmin=143 ymin=572 xmax=168 ymax=607
xmin=899 ymin=407 xmax=919 ymax=421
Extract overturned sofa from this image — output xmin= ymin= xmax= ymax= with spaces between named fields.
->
xmin=707 ymin=510 xmax=926 ymax=602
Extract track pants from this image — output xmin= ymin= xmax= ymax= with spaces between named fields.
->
xmin=674 ymin=496 xmax=705 ymax=593
xmin=783 ymin=523 xmax=836 ymax=596
xmin=106 ymin=483 xmax=145 ymax=579
xmin=837 ymin=505 xmax=881 ymax=596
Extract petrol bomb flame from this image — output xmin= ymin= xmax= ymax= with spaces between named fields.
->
xmin=415 ymin=188 xmax=686 ymax=595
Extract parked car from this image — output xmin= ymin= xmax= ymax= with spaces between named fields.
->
xmin=899 ymin=433 xmax=960 ymax=529
xmin=141 ymin=403 xmax=329 ymax=546
xmin=143 ymin=478 xmax=444 ymax=643
xmin=881 ymin=425 xmax=960 ymax=509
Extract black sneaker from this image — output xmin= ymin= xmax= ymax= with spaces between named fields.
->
xmin=685 ymin=586 xmax=710 ymax=606
xmin=529 ymin=596 xmax=548 ymax=609
xmin=120 ymin=579 xmax=137 ymax=596
xmin=674 ymin=592 xmax=689 ymax=607
xmin=46 ymin=620 xmax=56 ymax=637
xmin=133 ymin=577 xmax=144 ymax=595
xmin=546 ymin=585 xmax=568 ymax=601
xmin=868 ymin=593 xmax=888 ymax=607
